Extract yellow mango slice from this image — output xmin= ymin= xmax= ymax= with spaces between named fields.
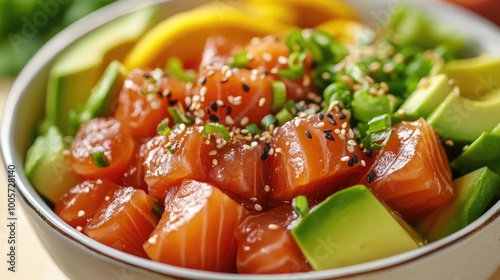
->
xmin=316 ymin=18 xmax=368 ymax=45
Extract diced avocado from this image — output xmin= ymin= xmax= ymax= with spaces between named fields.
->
xmin=450 ymin=122 xmax=500 ymax=175
xmin=25 ymin=126 xmax=81 ymax=204
xmin=417 ymin=167 xmax=500 ymax=242
xmin=436 ymin=56 xmax=500 ymax=99
xmin=46 ymin=5 xmax=158 ymax=135
xmin=398 ymin=74 xmax=453 ymax=120
xmin=427 ymin=88 xmax=500 ymax=143
xmin=291 ymin=185 xmax=422 ymax=270
xmin=70 ymin=60 xmax=127 ymax=130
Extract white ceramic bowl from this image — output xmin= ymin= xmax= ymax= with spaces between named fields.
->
xmin=2 ymin=0 xmax=500 ymax=279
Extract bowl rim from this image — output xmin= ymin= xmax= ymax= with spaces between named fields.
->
xmin=2 ymin=0 xmax=500 ymax=279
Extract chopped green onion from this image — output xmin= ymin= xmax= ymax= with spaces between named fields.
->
xmin=292 ymin=195 xmax=309 ymax=217
xmin=244 ymin=123 xmax=261 ymax=135
xmin=91 ymin=151 xmax=109 ymax=168
xmin=166 ymin=57 xmax=196 ymax=83
xmin=271 ymin=81 xmax=287 ymax=110
xmin=168 ymin=103 xmax=194 ymax=125
xmin=261 ymin=114 xmax=278 ymax=131
xmin=276 ymin=108 xmax=293 ymax=126
xmin=229 ymin=50 xmax=250 ymax=68
xmin=151 ymin=203 xmax=164 ymax=220
xmin=203 ymin=123 xmax=230 ymax=141
xmin=368 ymin=114 xmax=391 ymax=133
xmin=277 ymin=52 xmax=307 ymax=80
xmin=156 ymin=118 xmax=171 ymax=136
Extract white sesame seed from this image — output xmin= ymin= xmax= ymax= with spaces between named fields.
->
xmin=76 ymin=226 xmax=83 ymax=232
xmin=262 ymin=52 xmax=272 ymax=62
xmin=347 ymin=145 xmax=355 ymax=153
xmin=255 ymin=204 xmax=263 ymax=211
xmin=251 ymin=141 xmax=258 ymax=148
xmin=77 ymin=210 xmax=85 ymax=218
xmin=212 ymin=159 xmax=218 ymax=166
xmin=264 ymin=185 xmax=270 ymax=192
xmin=259 ymin=97 xmax=266 ymax=107
xmin=294 ymin=118 xmax=302 ymax=127
xmin=361 ymin=160 xmax=366 ymax=167
xmin=321 ymin=72 xmax=331 ymax=80
xmin=341 ymin=156 xmax=350 ymax=162
xmin=240 ymin=116 xmax=249 ymax=126
xmin=250 ymin=197 xmax=257 ymax=202
xmin=179 ymin=123 xmax=186 ymax=131
xmin=268 ymin=224 xmax=279 ymax=230
xmin=243 ymin=144 xmax=251 ymax=150
xmin=104 ymin=196 xmax=110 ymax=201
xmin=341 ymin=128 xmax=346 ymax=136
xmin=225 ymin=69 xmax=233 ymax=78
xmin=150 ymin=100 xmax=161 ymax=110
xmin=148 ymin=236 xmax=157 ymax=245
xmin=342 ymin=122 xmax=347 ymax=128
xmin=348 ymin=140 xmax=357 ymax=146
xmin=278 ymin=56 xmax=288 ymax=65
xmin=268 ymin=147 xmax=274 ymax=156
xmin=208 ymin=150 xmax=218 ymax=156
xmin=225 ymin=115 xmax=235 ymax=125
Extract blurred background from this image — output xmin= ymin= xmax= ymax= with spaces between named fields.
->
xmin=0 ymin=0 xmax=117 ymax=77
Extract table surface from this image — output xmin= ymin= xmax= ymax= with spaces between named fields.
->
xmin=1 ymin=57 xmax=500 ymax=280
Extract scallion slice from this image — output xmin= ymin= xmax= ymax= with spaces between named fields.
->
xmin=261 ymin=114 xmax=278 ymax=131
xmin=276 ymin=108 xmax=293 ymax=126
xmin=271 ymin=81 xmax=286 ymax=110
xmin=277 ymin=52 xmax=307 ymax=80
xmin=229 ymin=50 xmax=250 ymax=68
xmin=292 ymin=195 xmax=309 ymax=217
xmin=166 ymin=57 xmax=196 ymax=83
xmin=168 ymin=104 xmax=194 ymax=125
xmin=368 ymin=114 xmax=391 ymax=133
xmin=91 ymin=151 xmax=109 ymax=168
xmin=203 ymin=123 xmax=230 ymax=141
xmin=156 ymin=118 xmax=171 ymax=136
xmin=244 ymin=123 xmax=261 ymax=136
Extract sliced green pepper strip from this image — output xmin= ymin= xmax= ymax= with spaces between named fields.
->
xmin=91 ymin=151 xmax=109 ymax=168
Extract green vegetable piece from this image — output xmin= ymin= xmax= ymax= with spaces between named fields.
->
xmin=276 ymin=108 xmax=293 ymax=126
xmin=166 ymin=57 xmax=196 ymax=83
xmin=436 ymin=56 xmax=500 ymax=99
xmin=91 ymin=151 xmax=110 ymax=168
xmin=427 ymin=87 xmax=500 ymax=143
xmin=323 ymin=82 xmax=352 ymax=109
xmin=168 ymin=103 xmax=195 ymax=125
xmin=351 ymin=90 xmax=396 ymax=123
xmin=277 ymin=51 xmax=306 ymax=80
xmin=203 ymin=123 xmax=230 ymax=141
xmin=156 ymin=118 xmax=171 ymax=136
xmin=271 ymin=81 xmax=287 ymax=110
xmin=398 ymin=74 xmax=453 ymax=120
xmin=25 ymin=126 xmax=81 ymax=203
xmin=261 ymin=114 xmax=278 ymax=131
xmin=228 ymin=50 xmax=250 ymax=68
xmin=46 ymin=5 xmax=158 ymax=135
xmin=70 ymin=60 xmax=128 ymax=129
xmin=292 ymin=195 xmax=309 ymax=217
xmin=417 ymin=167 xmax=500 ymax=242
xmin=291 ymin=185 xmax=422 ymax=270
xmin=450 ymin=123 xmax=500 ymax=175
xmin=368 ymin=114 xmax=391 ymax=133
xmin=244 ymin=123 xmax=261 ymax=135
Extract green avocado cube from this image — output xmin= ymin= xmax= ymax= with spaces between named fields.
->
xmin=291 ymin=185 xmax=422 ymax=270
xmin=417 ymin=167 xmax=500 ymax=242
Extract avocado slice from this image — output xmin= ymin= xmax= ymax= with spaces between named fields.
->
xmin=25 ymin=126 xmax=81 ymax=204
xmin=398 ymin=74 xmax=453 ymax=120
xmin=437 ymin=56 xmax=500 ymax=99
xmin=427 ymin=87 xmax=500 ymax=143
xmin=69 ymin=60 xmax=127 ymax=130
xmin=450 ymin=122 xmax=500 ymax=175
xmin=46 ymin=5 xmax=158 ymax=135
xmin=291 ymin=185 xmax=422 ymax=270
xmin=417 ymin=167 xmax=500 ymax=242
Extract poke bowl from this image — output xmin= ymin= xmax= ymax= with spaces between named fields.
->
xmin=1 ymin=0 xmax=500 ymax=279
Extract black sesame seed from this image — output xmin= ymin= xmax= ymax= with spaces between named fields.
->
xmin=260 ymin=152 xmax=268 ymax=161
xmin=329 ymin=118 xmax=337 ymax=126
xmin=352 ymin=154 xmax=358 ymax=163
xmin=348 ymin=157 xmax=355 ymax=167
xmin=326 ymin=112 xmax=333 ymax=119
xmin=168 ymin=99 xmax=178 ymax=106
xmin=264 ymin=143 xmax=271 ymax=154
xmin=367 ymin=171 xmax=376 ymax=183
xmin=226 ymin=106 xmax=232 ymax=115
xmin=156 ymin=90 xmax=163 ymax=96
xmin=210 ymin=101 xmax=218 ymax=112
xmin=339 ymin=113 xmax=346 ymax=120
xmin=221 ymin=77 xmax=229 ymax=83
xmin=318 ymin=113 xmax=324 ymax=121
xmin=366 ymin=149 xmax=373 ymax=158
xmin=305 ymin=130 xmax=312 ymax=139
xmin=263 ymin=70 xmax=270 ymax=76
xmin=242 ymin=83 xmax=250 ymax=92
xmin=209 ymin=114 xmax=219 ymax=122
xmin=325 ymin=133 xmax=335 ymax=141
xmin=323 ymin=129 xmax=333 ymax=133
xmin=199 ymin=76 xmax=207 ymax=85
xmin=143 ymin=73 xmax=152 ymax=79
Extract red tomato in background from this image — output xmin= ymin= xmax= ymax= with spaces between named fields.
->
xmin=144 ymin=180 xmax=247 ymax=272
xmin=235 ymin=205 xmax=311 ymax=274
xmin=69 ymin=118 xmax=135 ymax=181
xmin=362 ymin=118 xmax=454 ymax=221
